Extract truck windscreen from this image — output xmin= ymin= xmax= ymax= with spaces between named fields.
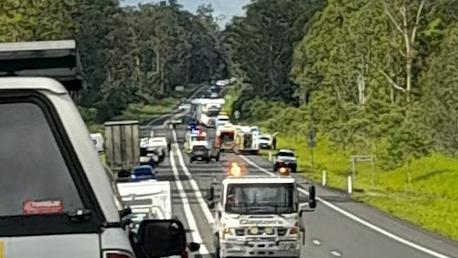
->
xmin=225 ymin=183 xmax=295 ymax=214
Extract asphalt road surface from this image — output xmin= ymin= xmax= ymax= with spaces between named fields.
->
xmin=150 ymin=102 xmax=458 ymax=258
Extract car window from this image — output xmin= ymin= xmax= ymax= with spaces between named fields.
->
xmin=133 ymin=167 xmax=154 ymax=177
xmin=0 ymin=102 xmax=84 ymax=216
xmin=193 ymin=146 xmax=207 ymax=151
xmin=278 ymin=152 xmax=295 ymax=157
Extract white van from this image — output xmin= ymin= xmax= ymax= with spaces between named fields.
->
xmin=0 ymin=40 xmax=187 ymax=258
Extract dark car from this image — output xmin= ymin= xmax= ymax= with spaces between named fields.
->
xmin=273 ymin=149 xmax=298 ymax=173
xmin=130 ymin=165 xmax=156 ymax=181
xmin=190 ymin=145 xmax=211 ymax=163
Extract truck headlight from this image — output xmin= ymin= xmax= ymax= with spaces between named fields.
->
xmin=264 ymin=227 xmax=274 ymax=235
xmin=223 ymin=227 xmax=234 ymax=237
xmin=249 ymin=227 xmax=259 ymax=235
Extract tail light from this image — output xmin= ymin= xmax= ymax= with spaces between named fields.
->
xmin=289 ymin=227 xmax=299 ymax=235
xmin=104 ymin=250 xmax=135 ymax=258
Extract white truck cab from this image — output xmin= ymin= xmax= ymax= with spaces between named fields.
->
xmin=0 ymin=40 xmax=186 ymax=258
xmin=207 ymin=165 xmax=317 ymax=258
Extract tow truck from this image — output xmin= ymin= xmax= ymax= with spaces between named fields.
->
xmin=207 ymin=163 xmax=317 ymax=258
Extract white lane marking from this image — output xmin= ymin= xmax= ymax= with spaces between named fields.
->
xmin=170 ymin=145 xmax=209 ymax=255
xmin=239 ymin=155 xmax=453 ymax=258
xmin=311 ymin=239 xmax=322 ymax=246
xmin=172 ymin=129 xmax=215 ymax=224
xmin=331 ymin=250 xmax=342 ymax=257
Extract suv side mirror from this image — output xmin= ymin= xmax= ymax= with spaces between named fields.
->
xmin=308 ymin=184 xmax=317 ymax=209
xmin=188 ymin=242 xmax=201 ymax=252
xmin=135 ymin=219 xmax=186 ymax=257
xmin=207 ymin=186 xmax=215 ymax=209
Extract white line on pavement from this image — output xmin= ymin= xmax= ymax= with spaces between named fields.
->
xmin=239 ymin=155 xmax=453 ymax=258
xmin=172 ymin=129 xmax=215 ymax=224
xmin=170 ymin=144 xmax=209 ymax=255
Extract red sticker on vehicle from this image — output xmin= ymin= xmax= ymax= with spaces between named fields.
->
xmin=23 ymin=200 xmax=64 ymax=215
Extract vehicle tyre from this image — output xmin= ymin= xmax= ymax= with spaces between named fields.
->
xmin=292 ymin=165 xmax=297 ymax=173
xmin=273 ymin=165 xmax=277 ymax=172
xmin=206 ymin=158 xmax=210 ymax=163
xmin=189 ymin=158 xmax=194 ymax=163
xmin=215 ymin=235 xmax=222 ymax=258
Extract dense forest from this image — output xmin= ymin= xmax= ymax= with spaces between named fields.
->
xmin=0 ymin=0 xmax=228 ymax=121
xmin=228 ymin=0 xmax=458 ymax=166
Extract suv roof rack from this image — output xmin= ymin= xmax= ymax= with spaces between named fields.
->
xmin=0 ymin=40 xmax=83 ymax=91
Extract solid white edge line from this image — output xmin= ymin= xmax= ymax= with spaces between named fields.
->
xmin=172 ymin=129 xmax=215 ymax=224
xmin=170 ymin=144 xmax=209 ymax=255
xmin=239 ymin=155 xmax=452 ymax=258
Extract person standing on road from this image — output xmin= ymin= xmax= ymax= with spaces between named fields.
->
xmin=167 ymin=141 xmax=171 ymax=153
xmin=272 ymin=135 xmax=277 ymax=150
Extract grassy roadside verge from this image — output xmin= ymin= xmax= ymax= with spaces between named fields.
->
xmin=270 ymin=133 xmax=458 ymax=241
xmin=224 ymin=85 xmax=458 ymax=241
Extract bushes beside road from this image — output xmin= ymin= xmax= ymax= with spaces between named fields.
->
xmin=228 ymin=92 xmax=458 ymax=240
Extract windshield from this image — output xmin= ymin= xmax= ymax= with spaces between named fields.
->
xmin=133 ymin=167 xmax=155 ymax=178
xmin=192 ymin=146 xmax=207 ymax=152
xmin=225 ymin=183 xmax=296 ymax=214
xmin=278 ymin=152 xmax=295 ymax=157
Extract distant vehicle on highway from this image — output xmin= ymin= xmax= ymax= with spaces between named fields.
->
xmin=90 ymin=133 xmax=104 ymax=153
xmin=216 ymin=114 xmax=230 ymax=129
xmin=190 ymin=145 xmax=211 ymax=163
xmin=210 ymin=92 xmax=219 ymax=98
xmin=130 ymin=165 xmax=156 ymax=181
xmin=273 ymin=149 xmax=298 ymax=173
xmin=105 ymin=120 xmax=140 ymax=178
xmin=179 ymin=103 xmax=191 ymax=110
xmin=187 ymin=121 xmax=200 ymax=131
xmin=147 ymin=137 xmax=168 ymax=160
xmin=258 ymin=134 xmax=273 ymax=149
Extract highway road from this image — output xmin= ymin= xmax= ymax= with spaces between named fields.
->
xmin=150 ymin=104 xmax=458 ymax=258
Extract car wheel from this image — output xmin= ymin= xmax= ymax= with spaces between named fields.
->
xmin=206 ymin=158 xmax=210 ymax=163
xmin=273 ymin=165 xmax=277 ymax=172
xmin=189 ymin=158 xmax=193 ymax=163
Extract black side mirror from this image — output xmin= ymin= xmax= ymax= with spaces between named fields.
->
xmin=135 ymin=219 xmax=186 ymax=258
xmin=188 ymin=242 xmax=201 ymax=252
xmin=308 ymin=184 xmax=317 ymax=209
xmin=207 ymin=186 xmax=215 ymax=209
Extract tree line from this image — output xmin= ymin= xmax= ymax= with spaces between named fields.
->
xmin=227 ymin=0 xmax=458 ymax=167
xmin=0 ymin=0 xmax=228 ymax=121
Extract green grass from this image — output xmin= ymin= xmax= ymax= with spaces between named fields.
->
xmin=266 ymin=132 xmax=458 ymax=240
xmin=114 ymin=97 xmax=179 ymax=123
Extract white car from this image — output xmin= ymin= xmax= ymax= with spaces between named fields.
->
xmin=258 ymin=134 xmax=273 ymax=149
xmin=0 ymin=40 xmax=186 ymax=258
xmin=90 ymin=133 xmax=104 ymax=152
xmin=179 ymin=103 xmax=191 ymax=110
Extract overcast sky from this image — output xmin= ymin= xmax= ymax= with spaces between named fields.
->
xmin=120 ymin=0 xmax=249 ymax=27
